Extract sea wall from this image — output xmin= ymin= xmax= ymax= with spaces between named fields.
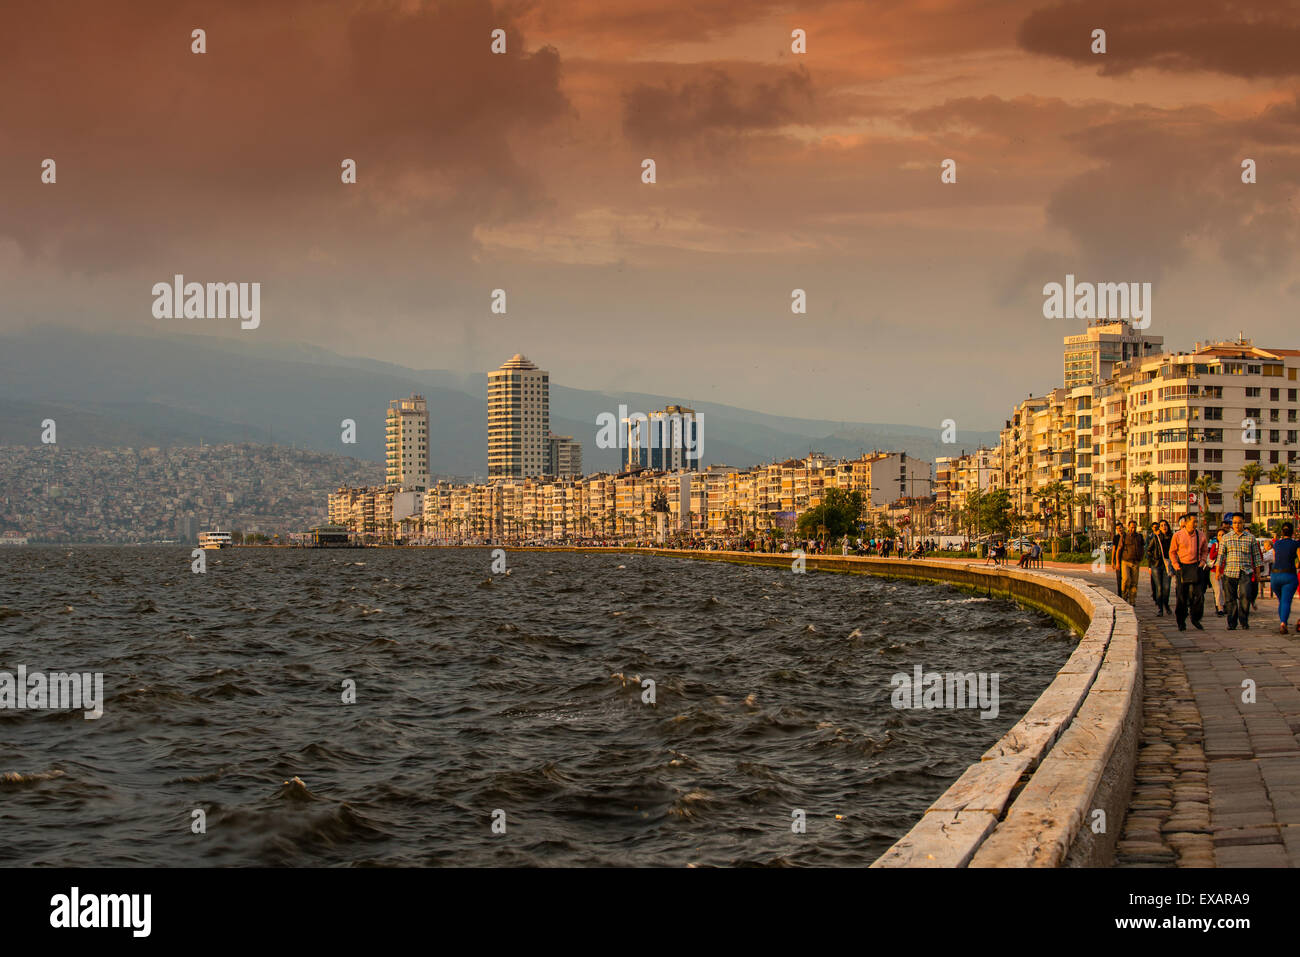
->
xmin=569 ymin=548 xmax=1141 ymax=868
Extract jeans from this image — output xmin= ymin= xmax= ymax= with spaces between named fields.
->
xmin=1149 ymin=563 xmax=1171 ymax=609
xmin=1223 ymin=572 xmax=1252 ymax=628
xmin=1271 ymin=572 xmax=1298 ymax=625
xmin=1211 ymin=571 xmax=1224 ymax=611
xmin=1121 ymin=561 xmax=1140 ymax=605
xmin=1175 ymin=572 xmax=1204 ymax=627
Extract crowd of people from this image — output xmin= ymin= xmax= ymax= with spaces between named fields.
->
xmin=1110 ymin=512 xmax=1297 ymax=635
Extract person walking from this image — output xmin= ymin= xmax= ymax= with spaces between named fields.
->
xmin=1118 ymin=519 xmax=1146 ymax=606
xmin=1269 ymin=522 xmax=1298 ymax=634
xmin=1147 ymin=519 xmax=1174 ymax=616
xmin=1111 ymin=522 xmax=1125 ymax=594
xmin=1207 ymin=527 xmax=1226 ymax=616
xmin=1169 ymin=512 xmax=1209 ymax=630
xmin=1217 ymin=512 xmax=1264 ymax=630
xmin=1145 ymin=522 xmax=1161 ymax=605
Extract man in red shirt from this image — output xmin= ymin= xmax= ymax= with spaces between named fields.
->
xmin=1169 ymin=512 xmax=1210 ymax=631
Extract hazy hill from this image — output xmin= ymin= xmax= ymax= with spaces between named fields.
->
xmin=0 ymin=326 xmax=999 ymax=473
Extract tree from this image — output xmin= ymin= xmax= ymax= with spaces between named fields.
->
xmin=1237 ymin=462 xmax=1263 ymax=518
xmin=1192 ymin=473 xmax=1220 ymax=531
xmin=1074 ymin=491 xmax=1093 ymax=546
xmin=1269 ymin=463 xmax=1289 ymax=486
xmin=980 ymin=488 xmax=1013 ymax=538
xmin=1131 ymin=470 xmax=1157 ymax=528
xmin=965 ymin=489 xmax=984 ymax=541
xmin=797 ymin=488 xmax=865 ymax=539
xmin=1100 ymin=484 xmax=1121 ymax=526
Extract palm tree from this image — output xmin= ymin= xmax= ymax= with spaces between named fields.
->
xmin=1269 ymin=463 xmax=1289 ymax=486
xmin=1193 ymin=474 xmax=1220 ymax=531
xmin=1132 ymin=470 xmax=1157 ymax=527
xmin=965 ymin=489 xmax=984 ymax=542
xmin=1074 ymin=491 xmax=1093 ymax=547
xmin=1237 ymin=462 xmax=1263 ymax=519
xmin=1100 ymin=484 xmax=1121 ymax=526
xmin=1044 ymin=480 xmax=1067 ymax=540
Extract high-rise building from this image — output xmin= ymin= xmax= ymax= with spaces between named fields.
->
xmin=622 ymin=405 xmax=702 ymax=471
xmin=1063 ymin=321 xmax=1163 ymax=389
xmin=386 ymin=394 xmax=429 ymax=490
xmin=547 ymin=433 xmax=583 ymax=477
xmin=488 ymin=354 xmax=549 ymax=479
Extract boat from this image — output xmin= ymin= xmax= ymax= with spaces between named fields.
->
xmin=198 ymin=530 xmax=232 ymax=550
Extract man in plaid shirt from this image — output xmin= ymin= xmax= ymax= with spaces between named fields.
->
xmin=1216 ymin=512 xmax=1264 ymax=630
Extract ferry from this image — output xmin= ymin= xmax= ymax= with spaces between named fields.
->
xmin=198 ymin=530 xmax=232 ymax=550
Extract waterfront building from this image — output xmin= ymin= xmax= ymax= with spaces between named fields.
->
xmin=546 ymin=433 xmax=583 ymax=478
xmin=386 ymin=395 xmax=430 ymax=490
xmin=488 ymin=354 xmax=550 ymax=479
xmin=984 ymin=336 xmax=1300 ymax=535
xmin=1063 ymin=320 xmax=1164 ymax=389
xmin=399 ymin=451 xmax=932 ymax=545
xmin=622 ymin=405 xmax=701 ymax=472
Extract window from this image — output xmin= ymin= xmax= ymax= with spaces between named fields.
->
xmin=1272 ymin=388 xmax=1281 ymax=401
xmin=1203 ymin=406 xmax=1223 ymax=420
xmin=1247 ymin=387 xmax=1261 ymax=398
xmin=1246 ymin=408 xmax=1261 ymax=420
xmin=1246 ymin=450 xmax=1261 ymax=461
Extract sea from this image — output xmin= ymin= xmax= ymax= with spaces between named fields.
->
xmin=0 ymin=547 xmax=1073 ymax=866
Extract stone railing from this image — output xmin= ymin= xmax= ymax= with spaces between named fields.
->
xmin=615 ymin=550 xmax=1142 ymax=867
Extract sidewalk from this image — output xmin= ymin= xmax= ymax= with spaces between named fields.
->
xmin=1028 ymin=563 xmax=1300 ymax=867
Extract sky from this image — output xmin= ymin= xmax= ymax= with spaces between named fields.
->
xmin=2 ymin=0 xmax=1298 ymax=432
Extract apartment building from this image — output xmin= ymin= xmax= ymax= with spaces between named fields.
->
xmin=990 ymin=336 xmax=1300 ymax=533
xmin=546 ymin=433 xmax=583 ymax=478
xmin=403 ymin=451 xmax=926 ymax=544
xmin=488 ymin=354 xmax=549 ymax=479
xmin=1063 ymin=321 xmax=1164 ymax=389
xmin=385 ymin=394 xmax=430 ymax=490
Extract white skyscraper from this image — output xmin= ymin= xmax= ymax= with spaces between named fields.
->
xmin=488 ymin=354 xmax=549 ymax=479
xmin=386 ymin=394 xmax=430 ymax=490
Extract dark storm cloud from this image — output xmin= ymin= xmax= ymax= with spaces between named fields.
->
xmin=1018 ymin=0 xmax=1300 ymax=78
xmin=0 ymin=0 xmax=570 ymax=271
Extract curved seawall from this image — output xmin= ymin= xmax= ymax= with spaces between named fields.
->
xmin=584 ymin=549 xmax=1142 ymax=867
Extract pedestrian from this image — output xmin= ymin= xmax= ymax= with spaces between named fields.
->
xmin=1110 ymin=522 xmax=1125 ymax=595
xmin=1216 ymin=512 xmax=1264 ymax=630
xmin=1118 ymin=519 xmax=1145 ymax=605
xmin=1169 ymin=512 xmax=1209 ymax=631
xmin=1208 ymin=528 xmax=1226 ymax=615
xmin=1269 ymin=521 xmax=1298 ymax=635
xmin=1146 ymin=519 xmax=1173 ymax=616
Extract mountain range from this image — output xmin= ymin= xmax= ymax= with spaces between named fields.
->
xmin=0 ymin=326 xmax=999 ymax=476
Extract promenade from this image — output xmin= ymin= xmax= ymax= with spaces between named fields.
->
xmin=972 ymin=556 xmax=1300 ymax=867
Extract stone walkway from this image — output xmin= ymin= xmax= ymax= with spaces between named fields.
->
xmin=1041 ymin=564 xmax=1300 ymax=867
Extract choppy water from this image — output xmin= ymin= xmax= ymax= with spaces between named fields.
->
xmin=0 ymin=547 xmax=1073 ymax=866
